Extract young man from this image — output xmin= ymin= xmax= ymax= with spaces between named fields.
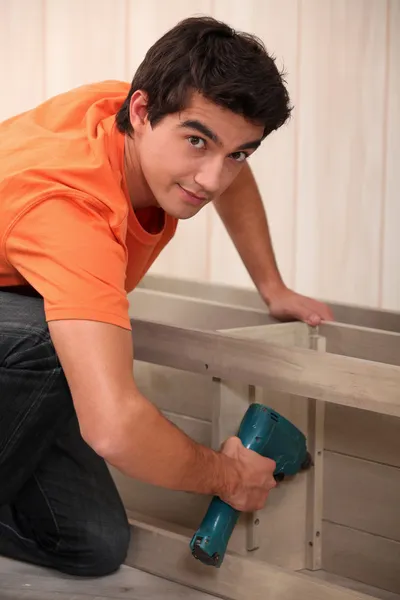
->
xmin=0 ymin=17 xmax=333 ymax=577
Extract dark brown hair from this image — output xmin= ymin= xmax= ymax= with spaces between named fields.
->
xmin=116 ymin=16 xmax=292 ymax=139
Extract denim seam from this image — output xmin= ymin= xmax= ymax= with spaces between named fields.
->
xmin=33 ymin=474 xmax=62 ymax=551
xmin=0 ymin=368 xmax=59 ymax=460
xmin=0 ymin=520 xmax=32 ymax=544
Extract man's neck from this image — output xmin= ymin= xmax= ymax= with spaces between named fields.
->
xmin=123 ymin=135 xmax=158 ymax=210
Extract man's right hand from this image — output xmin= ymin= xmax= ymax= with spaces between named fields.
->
xmin=219 ymin=436 xmax=277 ymax=512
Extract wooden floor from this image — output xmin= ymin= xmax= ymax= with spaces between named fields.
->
xmin=0 ymin=557 xmax=220 ymax=600
xmin=2 ymin=557 xmax=400 ymax=600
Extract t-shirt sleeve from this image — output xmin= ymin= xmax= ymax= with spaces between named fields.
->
xmin=4 ymin=196 xmax=131 ymax=330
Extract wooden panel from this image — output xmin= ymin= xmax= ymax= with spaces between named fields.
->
xmin=323 ymin=452 xmax=400 ymax=542
xmin=45 ymin=0 xmax=127 ymax=97
xmin=128 ymin=289 xmax=273 ymax=330
xmin=322 ymin=521 xmax=400 ymax=594
xmin=213 ymin=324 xmax=311 ymax=569
xmin=0 ymin=0 xmax=45 ymax=120
xmin=134 ymin=362 xmax=216 ymax=420
xmin=139 ymin=275 xmax=400 ymax=333
xmin=0 ymin=557 xmax=215 ymax=600
xmin=131 ymin=319 xmax=400 ymax=417
xmin=295 ymin=0 xmax=388 ymax=307
xmin=325 ymin=404 xmax=400 ymax=468
xmin=127 ymin=513 xmax=379 ymax=600
xmin=382 ymin=0 xmax=400 ymax=311
xmin=320 ymin=322 xmax=400 ymax=366
xmin=209 ymin=0 xmax=300 ymax=289
xmin=125 ymin=0 xmax=214 ymax=283
xmin=302 ymin=569 xmax=400 ymax=600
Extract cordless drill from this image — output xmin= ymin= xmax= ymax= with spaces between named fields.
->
xmin=190 ymin=403 xmax=312 ymax=568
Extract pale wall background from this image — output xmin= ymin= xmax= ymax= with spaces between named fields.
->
xmin=1 ymin=0 xmax=399 ymax=310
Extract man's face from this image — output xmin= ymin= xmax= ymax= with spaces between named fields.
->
xmin=128 ymin=91 xmax=264 ymax=219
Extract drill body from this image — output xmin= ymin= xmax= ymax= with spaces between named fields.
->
xmin=190 ymin=403 xmax=310 ymax=567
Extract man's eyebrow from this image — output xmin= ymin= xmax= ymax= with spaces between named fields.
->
xmin=179 ymin=120 xmax=221 ymax=145
xmin=178 ymin=119 xmax=262 ymax=152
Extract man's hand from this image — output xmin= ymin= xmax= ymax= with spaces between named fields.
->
xmin=263 ymin=284 xmax=334 ymax=326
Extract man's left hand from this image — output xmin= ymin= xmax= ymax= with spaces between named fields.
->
xmin=264 ymin=285 xmax=334 ymax=326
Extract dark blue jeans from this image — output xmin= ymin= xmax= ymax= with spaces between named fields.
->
xmin=0 ymin=288 xmax=130 ymax=576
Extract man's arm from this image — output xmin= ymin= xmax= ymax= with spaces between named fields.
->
xmin=214 ymin=163 xmax=334 ymax=325
xmin=48 ymin=319 xmax=276 ymax=511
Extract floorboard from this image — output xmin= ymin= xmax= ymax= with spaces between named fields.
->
xmin=0 ymin=557 xmax=220 ymax=600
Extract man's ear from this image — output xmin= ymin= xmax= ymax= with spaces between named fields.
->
xmin=129 ymin=90 xmax=149 ymax=131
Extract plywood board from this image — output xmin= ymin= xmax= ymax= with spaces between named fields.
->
xmin=319 ymin=322 xmax=400 ymax=366
xmin=323 ymin=452 xmax=400 ymax=542
xmin=138 ymin=275 xmax=400 ymax=333
xmin=126 ymin=513 xmax=380 ymax=600
xmin=131 ymin=319 xmax=400 ymax=417
xmin=325 ymin=404 xmax=400 ymax=468
xmin=0 ymin=556 xmax=215 ymax=600
xmin=322 ymin=521 xmax=400 ymax=594
xmin=0 ymin=0 xmax=45 ymax=121
xmin=382 ymin=0 xmax=400 ymax=312
xmin=133 ymin=362 xmax=216 ymax=421
xmin=301 ymin=569 xmax=400 ymax=600
xmin=129 ymin=289 xmax=273 ymax=330
xmin=295 ymin=0 xmax=388 ymax=307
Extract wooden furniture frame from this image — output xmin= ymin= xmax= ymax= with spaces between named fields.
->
xmin=110 ymin=274 xmax=400 ymax=600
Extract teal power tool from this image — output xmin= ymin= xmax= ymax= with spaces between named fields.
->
xmin=190 ymin=403 xmax=312 ymax=568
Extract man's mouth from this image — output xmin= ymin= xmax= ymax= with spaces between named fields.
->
xmin=178 ymin=185 xmax=208 ymax=206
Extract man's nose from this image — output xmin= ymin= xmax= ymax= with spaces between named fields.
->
xmin=194 ymin=158 xmax=224 ymax=195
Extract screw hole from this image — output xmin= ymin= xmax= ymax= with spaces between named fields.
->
xmin=254 ymin=519 xmax=260 ymax=526
xmin=205 ymin=364 xmax=209 ymax=370
xmin=309 ymin=541 xmax=313 ymax=547
xmin=316 ymin=531 xmax=320 ymax=537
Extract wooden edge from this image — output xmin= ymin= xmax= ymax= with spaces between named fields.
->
xmin=138 ymin=274 xmax=400 ymax=333
xmin=125 ymin=512 xmax=379 ymax=600
xmin=319 ymin=322 xmax=400 ymax=366
xmin=130 ymin=319 xmax=400 ymax=418
xmin=305 ymin=332 xmax=326 ymax=570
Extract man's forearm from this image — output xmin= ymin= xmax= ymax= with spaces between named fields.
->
xmin=104 ymin=391 xmax=237 ymax=497
xmin=213 ymin=163 xmax=284 ymax=301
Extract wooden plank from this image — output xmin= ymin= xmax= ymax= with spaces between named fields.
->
xmin=301 ymin=569 xmax=400 ymax=600
xmin=130 ymin=320 xmax=400 ymax=417
xmin=45 ymin=0 xmax=127 ymax=96
xmin=133 ymin=362 xmax=215 ymax=421
xmin=322 ymin=521 xmax=400 ymax=594
xmin=129 ymin=289 xmax=273 ymax=331
xmin=305 ymin=333 xmax=326 ymax=570
xmin=216 ymin=322 xmax=312 ymax=569
xmin=323 ymin=452 xmax=400 ymax=542
xmin=382 ymin=0 xmax=400 ymax=312
xmin=209 ymin=0 xmax=300 ymax=289
xmin=138 ymin=274 xmax=400 ymax=333
xmin=319 ymin=322 xmax=400 ymax=366
xmin=0 ymin=0 xmax=45 ymax=121
xmin=0 ymin=558 xmax=214 ymax=599
xmin=325 ymin=404 xmax=400 ymax=468
xmin=125 ymin=513 xmax=380 ymax=600
xmin=295 ymin=0 xmax=387 ymax=307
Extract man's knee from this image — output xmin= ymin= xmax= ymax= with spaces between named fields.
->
xmin=68 ymin=516 xmax=131 ymax=577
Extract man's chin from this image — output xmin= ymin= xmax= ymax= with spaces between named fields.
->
xmin=157 ymin=197 xmax=206 ymax=220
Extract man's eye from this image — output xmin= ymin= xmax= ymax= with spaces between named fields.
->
xmin=188 ymin=136 xmax=206 ymax=149
xmin=231 ymin=151 xmax=248 ymax=163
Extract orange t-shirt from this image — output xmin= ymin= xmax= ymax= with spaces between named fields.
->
xmin=0 ymin=81 xmax=177 ymax=330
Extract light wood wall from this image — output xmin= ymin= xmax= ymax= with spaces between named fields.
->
xmin=1 ymin=0 xmax=398 ymax=310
